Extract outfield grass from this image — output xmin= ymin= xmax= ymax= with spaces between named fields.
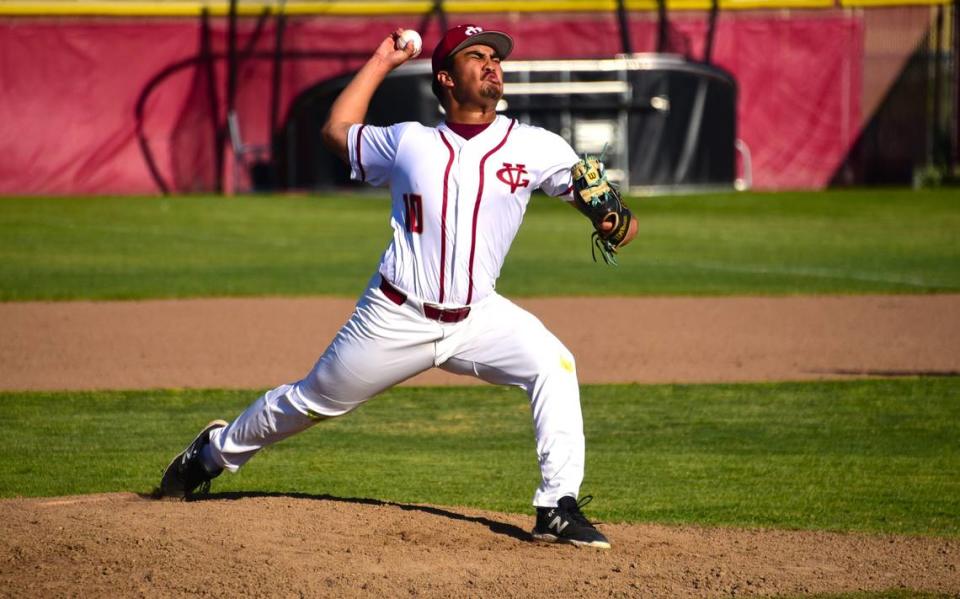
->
xmin=1 ymin=378 xmax=957 ymax=537
xmin=0 ymin=188 xmax=957 ymax=300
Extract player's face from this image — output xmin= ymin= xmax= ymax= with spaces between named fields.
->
xmin=448 ymin=44 xmax=503 ymax=105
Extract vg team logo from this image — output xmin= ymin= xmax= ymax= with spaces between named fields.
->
xmin=496 ymin=163 xmax=530 ymax=193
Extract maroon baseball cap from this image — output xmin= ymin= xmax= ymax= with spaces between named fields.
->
xmin=431 ymin=24 xmax=514 ymax=75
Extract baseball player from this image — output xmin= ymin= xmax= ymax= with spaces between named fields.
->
xmin=160 ymin=24 xmax=638 ymax=549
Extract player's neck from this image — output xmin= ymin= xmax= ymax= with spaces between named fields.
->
xmin=445 ymin=120 xmax=493 ymax=140
xmin=443 ymin=101 xmax=498 ymax=126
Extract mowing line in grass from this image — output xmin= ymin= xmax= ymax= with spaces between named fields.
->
xmin=2 ymin=189 xmax=958 ymax=299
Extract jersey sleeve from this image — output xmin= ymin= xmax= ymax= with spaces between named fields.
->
xmin=347 ymin=122 xmax=411 ymax=187
xmin=537 ymin=131 xmax=580 ymax=200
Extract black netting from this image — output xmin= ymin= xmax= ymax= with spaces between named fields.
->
xmin=833 ymin=5 xmax=955 ymax=185
xmin=168 ymin=57 xmax=220 ymax=193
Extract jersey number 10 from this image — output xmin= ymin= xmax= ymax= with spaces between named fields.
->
xmin=403 ymin=193 xmax=424 ymax=234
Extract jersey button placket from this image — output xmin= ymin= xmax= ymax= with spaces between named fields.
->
xmin=448 ymin=149 xmax=466 ymax=305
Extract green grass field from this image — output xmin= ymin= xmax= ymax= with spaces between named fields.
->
xmin=2 ymin=188 xmax=959 ymax=551
xmin=1 ymin=379 xmax=957 ymax=537
xmin=0 ymin=188 xmax=957 ymax=300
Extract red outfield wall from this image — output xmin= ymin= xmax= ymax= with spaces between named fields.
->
xmin=0 ymin=13 xmax=861 ymax=194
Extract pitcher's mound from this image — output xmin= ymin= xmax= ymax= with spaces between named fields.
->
xmin=1 ymin=493 xmax=957 ymax=597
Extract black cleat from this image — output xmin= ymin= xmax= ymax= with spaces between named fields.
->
xmin=158 ymin=419 xmax=228 ymax=499
xmin=532 ymin=495 xmax=611 ymax=549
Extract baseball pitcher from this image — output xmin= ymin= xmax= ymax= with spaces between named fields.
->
xmin=159 ymin=23 xmax=639 ymax=549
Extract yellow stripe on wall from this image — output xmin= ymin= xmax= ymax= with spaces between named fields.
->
xmin=839 ymin=0 xmax=946 ymax=6
xmin=0 ymin=0 xmax=948 ymax=17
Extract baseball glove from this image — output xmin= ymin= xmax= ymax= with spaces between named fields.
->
xmin=570 ymin=155 xmax=633 ymax=265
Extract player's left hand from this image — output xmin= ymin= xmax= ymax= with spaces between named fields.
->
xmin=570 ymin=156 xmax=636 ymax=264
xmin=599 ymin=215 xmax=638 ymax=246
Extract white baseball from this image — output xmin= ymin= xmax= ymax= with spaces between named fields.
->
xmin=395 ymin=29 xmax=422 ymax=58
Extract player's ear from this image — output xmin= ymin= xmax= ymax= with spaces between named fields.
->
xmin=436 ymin=70 xmax=455 ymax=90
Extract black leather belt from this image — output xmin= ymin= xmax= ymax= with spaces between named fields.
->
xmin=379 ymin=278 xmax=471 ymax=323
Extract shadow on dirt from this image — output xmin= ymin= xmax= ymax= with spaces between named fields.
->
xmin=188 ymin=491 xmax=533 ymax=543
xmin=811 ymin=369 xmax=960 ymax=377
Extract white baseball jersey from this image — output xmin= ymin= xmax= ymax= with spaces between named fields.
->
xmin=206 ymin=115 xmax=589 ymax=509
xmin=347 ymin=115 xmax=578 ymax=306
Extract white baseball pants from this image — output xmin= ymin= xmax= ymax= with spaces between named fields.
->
xmin=207 ymin=276 xmax=585 ymax=507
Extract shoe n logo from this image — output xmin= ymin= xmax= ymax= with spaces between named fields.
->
xmin=496 ymin=163 xmax=530 ymax=193
xmin=548 ymin=515 xmax=569 ymax=534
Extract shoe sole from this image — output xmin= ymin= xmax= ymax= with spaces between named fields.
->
xmin=531 ymin=531 xmax=611 ymax=550
xmin=158 ymin=419 xmax=228 ymax=499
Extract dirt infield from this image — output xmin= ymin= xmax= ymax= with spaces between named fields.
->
xmin=1 ymin=493 xmax=958 ymax=598
xmin=2 ymin=295 xmax=960 ymax=597
xmin=2 ymin=294 xmax=959 ymax=390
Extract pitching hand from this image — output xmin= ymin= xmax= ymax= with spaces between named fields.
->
xmin=373 ymin=29 xmax=418 ymax=70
